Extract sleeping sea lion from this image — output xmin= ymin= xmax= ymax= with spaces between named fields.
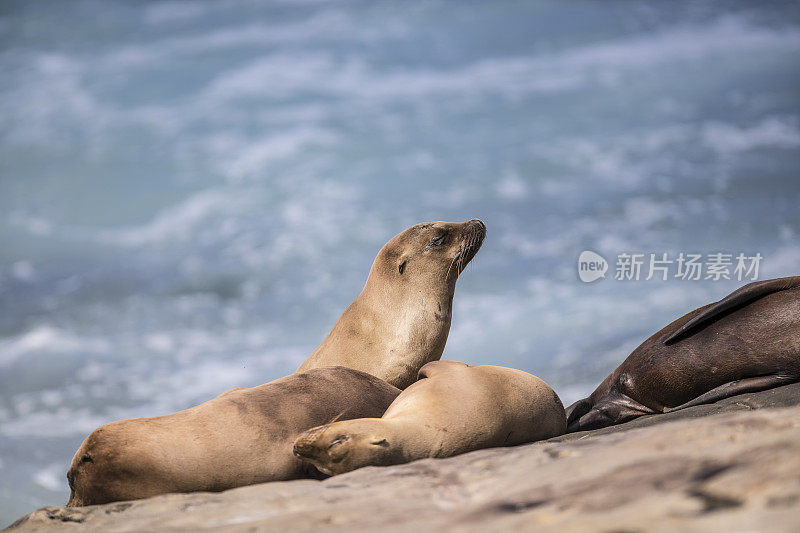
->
xmin=566 ymin=276 xmax=800 ymax=432
xmin=66 ymin=367 xmax=400 ymax=506
xmin=292 ymin=360 xmax=566 ymax=475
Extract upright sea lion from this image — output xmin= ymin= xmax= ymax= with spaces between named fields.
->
xmin=298 ymin=219 xmax=486 ymax=389
xmin=566 ymin=276 xmax=800 ymax=432
xmin=292 ymin=360 xmax=566 ymax=475
xmin=66 ymin=367 xmax=400 ymax=506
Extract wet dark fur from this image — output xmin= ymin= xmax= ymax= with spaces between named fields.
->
xmin=566 ymin=276 xmax=800 ymax=432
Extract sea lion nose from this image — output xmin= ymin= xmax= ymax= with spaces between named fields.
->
xmin=293 ymin=440 xmax=314 ymax=458
xmin=292 ymin=444 xmax=308 ymax=457
xmin=468 ymin=219 xmax=486 ymax=233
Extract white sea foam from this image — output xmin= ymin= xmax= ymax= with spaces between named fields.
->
xmin=764 ymin=244 xmax=800 ymax=278
xmin=0 ymin=327 xmax=110 ymax=367
xmin=7 ymin=211 xmax=55 ymax=237
xmin=33 ymin=463 xmax=66 ymax=492
xmin=122 ymin=9 xmax=408 ymax=69
xmin=703 ymin=116 xmax=800 ymax=154
xmin=198 ymin=15 xmax=800 ymax=105
xmin=222 ymin=127 xmax=339 ymax=181
xmin=622 ymin=197 xmax=677 ymax=229
xmin=143 ymin=1 xmax=210 ymax=25
xmin=4 ymin=13 xmax=798 ymax=159
xmin=495 ymin=171 xmax=529 ymax=201
xmin=99 ymin=189 xmax=249 ymax=247
xmin=11 ymin=261 xmax=36 ymax=282
xmin=1 ymin=53 xmax=106 ymax=146
xmin=553 ymin=15 xmax=800 ymax=71
xmin=0 ymin=407 xmax=108 ymax=438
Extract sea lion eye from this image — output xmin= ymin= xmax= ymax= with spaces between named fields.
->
xmin=328 ymin=435 xmax=350 ymax=448
xmin=425 ymin=233 xmax=446 ymax=251
xmin=398 ymin=260 xmax=406 ymax=274
xmin=371 ymin=438 xmax=389 ymax=447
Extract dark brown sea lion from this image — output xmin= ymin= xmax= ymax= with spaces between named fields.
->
xmin=566 ymin=276 xmax=800 ymax=432
xmin=66 ymin=367 xmax=400 ymax=506
xmin=292 ymin=360 xmax=566 ymax=476
xmin=298 ymin=219 xmax=486 ymax=389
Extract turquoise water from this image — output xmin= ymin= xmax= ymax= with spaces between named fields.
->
xmin=1 ymin=0 xmax=799 ymax=523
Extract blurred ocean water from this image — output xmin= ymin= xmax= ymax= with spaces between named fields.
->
xmin=1 ymin=0 xmax=799 ymax=522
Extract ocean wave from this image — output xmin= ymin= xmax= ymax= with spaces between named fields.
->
xmin=33 ymin=463 xmax=65 ymax=492
xmin=0 ymin=340 xmax=308 ymax=439
xmin=98 ymin=189 xmax=251 ymax=247
xmin=0 ymin=408 xmax=109 ymax=439
xmin=124 ymin=9 xmax=408 ymax=67
xmin=764 ymin=243 xmax=800 ymax=278
xmin=703 ymin=116 xmax=800 ymax=154
xmin=552 ymin=14 xmax=800 ymax=71
xmin=0 ymin=53 xmax=106 ymax=146
xmin=0 ymin=327 xmax=111 ymax=368
xmin=197 ymin=14 xmax=800 ymax=104
xmin=143 ymin=0 xmax=211 ymax=25
xmin=221 ymin=127 xmax=340 ymax=181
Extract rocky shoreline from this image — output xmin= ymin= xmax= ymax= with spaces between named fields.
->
xmin=7 ymin=383 xmax=800 ymax=532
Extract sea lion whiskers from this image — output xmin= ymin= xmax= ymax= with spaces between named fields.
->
xmin=451 ymin=235 xmax=470 ymax=278
xmin=455 ymin=228 xmax=480 ymax=275
xmin=327 ymin=410 xmax=347 ymax=425
xmin=445 ymin=252 xmax=457 ymax=281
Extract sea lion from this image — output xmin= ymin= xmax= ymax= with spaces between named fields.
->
xmin=566 ymin=276 xmax=800 ymax=432
xmin=292 ymin=360 xmax=566 ymax=475
xmin=297 ymin=219 xmax=486 ymax=389
xmin=66 ymin=367 xmax=400 ymax=506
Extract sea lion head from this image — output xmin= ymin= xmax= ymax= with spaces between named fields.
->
xmin=371 ymin=219 xmax=486 ymax=289
xmin=293 ymin=419 xmax=399 ymax=476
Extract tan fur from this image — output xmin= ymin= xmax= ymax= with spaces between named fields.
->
xmin=292 ymin=361 xmax=566 ymax=475
xmin=298 ymin=219 xmax=486 ymax=389
xmin=66 ymin=367 xmax=400 ymax=506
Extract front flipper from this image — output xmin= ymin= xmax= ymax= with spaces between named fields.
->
xmin=566 ymin=393 xmax=657 ymax=432
xmin=565 ymin=398 xmax=592 ymax=428
xmin=663 ymin=374 xmax=799 ymax=412
xmin=664 ymin=277 xmax=799 ymax=345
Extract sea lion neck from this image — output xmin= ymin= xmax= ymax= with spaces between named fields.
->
xmin=359 ymin=258 xmax=455 ymax=319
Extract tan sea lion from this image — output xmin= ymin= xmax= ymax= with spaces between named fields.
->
xmin=66 ymin=367 xmax=400 ymax=506
xmin=297 ymin=219 xmax=486 ymax=389
xmin=566 ymin=276 xmax=800 ymax=432
xmin=292 ymin=360 xmax=566 ymax=475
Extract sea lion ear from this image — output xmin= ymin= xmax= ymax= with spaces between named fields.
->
xmin=398 ymin=260 xmax=406 ymax=274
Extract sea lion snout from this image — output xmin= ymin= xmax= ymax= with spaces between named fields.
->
xmin=468 ymin=218 xmax=486 ymax=233
xmin=452 ymin=219 xmax=486 ymax=275
xmin=292 ymin=427 xmax=326 ymax=460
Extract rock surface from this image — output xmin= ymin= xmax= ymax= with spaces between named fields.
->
xmin=7 ymin=384 xmax=800 ymax=532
